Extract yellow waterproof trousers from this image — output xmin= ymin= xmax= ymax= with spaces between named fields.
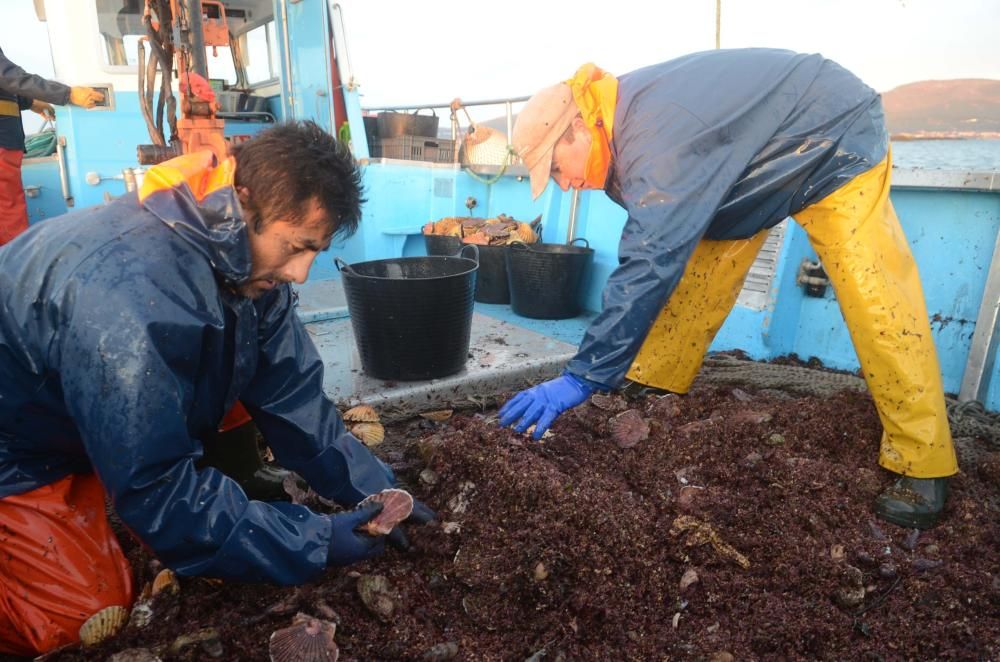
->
xmin=625 ymin=154 xmax=958 ymax=478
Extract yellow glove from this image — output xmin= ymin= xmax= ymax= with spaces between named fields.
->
xmin=69 ymin=86 xmax=104 ymax=109
xmin=30 ymin=99 xmax=55 ymax=120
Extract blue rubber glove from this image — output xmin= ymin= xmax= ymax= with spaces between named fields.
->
xmin=499 ymin=371 xmax=594 ymax=440
xmin=326 ymin=500 xmax=386 ymax=567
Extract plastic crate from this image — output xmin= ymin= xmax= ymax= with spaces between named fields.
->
xmin=374 ymin=136 xmax=455 ymax=163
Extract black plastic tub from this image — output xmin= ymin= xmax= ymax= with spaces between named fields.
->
xmin=506 ymin=239 xmax=594 ymax=319
xmin=424 ymin=234 xmax=461 ymax=257
xmin=376 ymin=110 xmax=439 ymax=138
xmin=471 ymin=243 xmax=510 ymax=304
xmin=336 ymin=246 xmax=478 ymax=380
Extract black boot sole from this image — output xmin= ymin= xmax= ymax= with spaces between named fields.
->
xmin=874 ymin=507 xmax=941 ymax=530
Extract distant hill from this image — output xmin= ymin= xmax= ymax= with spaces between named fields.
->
xmin=882 ymin=79 xmax=1000 ymax=139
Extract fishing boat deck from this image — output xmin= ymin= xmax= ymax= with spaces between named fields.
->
xmin=294 ymin=279 xmax=596 ymax=420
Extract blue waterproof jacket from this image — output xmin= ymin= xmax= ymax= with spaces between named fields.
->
xmin=0 ymin=160 xmax=395 ymax=584
xmin=565 ymin=48 xmax=889 ymax=388
xmin=0 ymin=46 xmax=70 ymax=151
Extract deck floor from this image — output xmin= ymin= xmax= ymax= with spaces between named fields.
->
xmin=294 ymin=279 xmax=596 ymax=420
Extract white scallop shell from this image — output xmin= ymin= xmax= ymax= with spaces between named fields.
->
xmin=79 ymin=604 xmax=129 ymax=646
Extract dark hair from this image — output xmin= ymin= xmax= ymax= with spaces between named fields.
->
xmin=232 ymin=120 xmax=365 ymax=239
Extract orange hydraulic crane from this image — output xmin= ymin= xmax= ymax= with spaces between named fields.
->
xmin=136 ymin=0 xmax=228 ymax=164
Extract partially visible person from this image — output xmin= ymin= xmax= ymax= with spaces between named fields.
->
xmin=0 ymin=121 xmax=433 ymax=656
xmin=0 ymin=45 xmax=104 ymax=244
xmin=500 ymin=49 xmax=957 ymax=532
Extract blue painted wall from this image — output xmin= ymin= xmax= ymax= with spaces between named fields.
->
xmin=21 ymin=156 xmax=68 ymax=224
xmin=344 ymin=159 xmax=1000 ymax=406
xmin=277 ymin=0 xmax=336 ymax=135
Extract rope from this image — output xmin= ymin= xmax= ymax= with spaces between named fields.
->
xmin=462 ymin=146 xmax=519 ymax=186
xmin=452 ymin=100 xmax=519 ymax=186
xmin=946 ymin=399 xmax=1000 ymax=448
xmin=24 ymin=128 xmax=56 ymax=158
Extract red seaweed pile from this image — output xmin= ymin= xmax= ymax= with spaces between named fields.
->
xmin=42 ymin=385 xmax=999 ymax=661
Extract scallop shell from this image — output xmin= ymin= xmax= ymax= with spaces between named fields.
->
xmin=461 ymin=231 xmax=491 ymax=246
xmin=483 ymin=223 xmax=511 ymax=238
xmin=79 ymin=605 xmax=129 ymax=646
xmin=351 ymin=422 xmax=385 ymax=447
xmin=609 ymin=409 xmax=650 ymax=449
xmin=646 ymin=393 xmax=682 ymax=419
xmin=419 ymin=409 xmax=453 ymax=422
xmin=513 ymin=222 xmax=538 ymax=243
xmin=343 ymin=404 xmax=379 ymax=423
xmin=589 ymin=393 xmax=619 ymax=411
xmin=358 ymin=488 xmax=414 ymax=535
xmin=356 ymin=575 xmax=395 ymax=621
xmin=269 ymin=613 xmax=338 ymax=662
xmin=151 ymin=568 xmax=179 ymax=597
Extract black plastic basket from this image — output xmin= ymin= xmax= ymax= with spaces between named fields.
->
xmin=506 ymin=238 xmax=594 ymax=319
xmin=469 ymin=243 xmax=510 ymax=304
xmin=336 ymin=245 xmax=478 ymax=380
xmin=424 ymin=234 xmax=461 ymax=256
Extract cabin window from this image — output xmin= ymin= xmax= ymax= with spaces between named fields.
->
xmin=94 ymin=0 xmax=242 ymax=86
xmin=239 ymin=21 xmax=278 ymax=85
xmin=206 ymin=45 xmax=238 ymax=86
xmin=95 ymin=0 xmax=145 ymax=68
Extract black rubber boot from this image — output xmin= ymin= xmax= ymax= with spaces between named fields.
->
xmin=199 ymin=420 xmax=292 ymax=502
xmin=619 ymin=380 xmax=671 ymax=400
xmin=874 ymin=475 xmax=949 ymax=530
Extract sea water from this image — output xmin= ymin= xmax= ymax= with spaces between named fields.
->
xmin=891 ymin=139 xmax=1000 ymax=171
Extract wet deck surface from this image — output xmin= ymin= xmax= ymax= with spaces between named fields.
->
xmin=294 ymin=279 xmax=596 ymax=420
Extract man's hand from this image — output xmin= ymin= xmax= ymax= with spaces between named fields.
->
xmin=386 ymin=498 xmax=437 ymax=552
xmin=499 ymin=371 xmax=594 ymax=440
xmin=69 ymin=86 xmax=104 ymax=109
xmin=326 ymin=501 xmax=386 ymax=566
xmin=30 ymin=100 xmax=55 ymax=121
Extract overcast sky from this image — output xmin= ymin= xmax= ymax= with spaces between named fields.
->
xmin=3 ymin=0 xmax=998 ymax=128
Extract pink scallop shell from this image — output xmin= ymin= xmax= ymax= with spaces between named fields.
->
xmin=358 ymin=488 xmax=414 ymax=536
xmin=610 ymin=409 xmax=650 ymax=449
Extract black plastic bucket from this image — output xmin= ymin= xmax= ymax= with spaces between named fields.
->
xmin=424 ymin=233 xmax=461 ymax=256
xmin=376 ymin=110 xmax=439 ymax=138
xmin=506 ymin=238 xmax=594 ymax=319
xmin=470 ymin=243 xmax=510 ymax=304
xmin=336 ymin=245 xmax=478 ymax=380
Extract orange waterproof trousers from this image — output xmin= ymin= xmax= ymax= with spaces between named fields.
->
xmin=0 ymin=147 xmax=28 ymax=245
xmin=0 ymin=474 xmax=134 ymax=656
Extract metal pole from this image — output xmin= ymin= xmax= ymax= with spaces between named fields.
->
xmin=187 ymin=0 xmax=208 ymax=78
xmin=322 ymin=0 xmax=335 ymax=133
xmin=715 ymin=0 xmax=721 ymax=49
xmin=566 ymin=189 xmax=580 ymax=244
xmin=959 ymin=229 xmax=1000 ymax=402
xmin=56 ymin=136 xmax=73 ymax=207
xmin=280 ymin=0 xmax=295 ymax=116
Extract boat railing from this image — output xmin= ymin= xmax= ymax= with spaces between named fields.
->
xmin=361 ymin=96 xmax=531 ymax=168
